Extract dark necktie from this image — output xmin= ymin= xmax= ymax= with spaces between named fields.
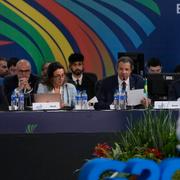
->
xmin=122 ymin=81 xmax=126 ymax=91
xmin=76 ymin=79 xmax=80 ymax=85
xmin=76 ymin=79 xmax=81 ymax=89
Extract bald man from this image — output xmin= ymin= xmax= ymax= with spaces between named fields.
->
xmin=4 ymin=59 xmax=39 ymax=106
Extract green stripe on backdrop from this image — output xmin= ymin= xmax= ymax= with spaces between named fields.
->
xmin=135 ymin=0 xmax=161 ymax=15
xmin=0 ymin=20 xmax=43 ymax=74
xmin=0 ymin=3 xmax=55 ymax=66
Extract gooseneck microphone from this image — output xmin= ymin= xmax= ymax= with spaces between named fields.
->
xmin=65 ymin=84 xmax=70 ymax=105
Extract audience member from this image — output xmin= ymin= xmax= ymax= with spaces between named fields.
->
xmin=0 ymin=85 xmax=8 ymax=110
xmin=168 ymin=79 xmax=180 ymax=100
xmin=0 ymin=57 xmax=8 ymax=77
xmin=95 ymin=56 xmax=150 ymax=109
xmin=147 ymin=57 xmax=162 ymax=74
xmin=4 ymin=59 xmax=39 ymax=106
xmin=41 ymin=62 xmax=51 ymax=84
xmin=37 ymin=62 xmax=77 ymax=108
xmin=7 ymin=57 xmax=19 ymax=76
xmin=67 ymin=53 xmax=97 ymax=100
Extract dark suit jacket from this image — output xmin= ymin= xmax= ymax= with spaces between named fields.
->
xmin=67 ymin=72 xmax=97 ymax=100
xmin=95 ymin=74 xmax=144 ymax=109
xmin=0 ymin=85 xmax=8 ymax=110
xmin=168 ymin=79 xmax=180 ymax=100
xmin=4 ymin=74 xmax=39 ymax=106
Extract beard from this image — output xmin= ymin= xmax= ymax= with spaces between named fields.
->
xmin=72 ymin=69 xmax=83 ymax=76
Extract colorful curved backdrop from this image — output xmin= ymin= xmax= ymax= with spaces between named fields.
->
xmin=0 ymin=1 xmax=179 ymax=79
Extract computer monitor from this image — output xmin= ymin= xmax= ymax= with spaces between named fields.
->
xmin=147 ymin=73 xmax=180 ymax=101
xmin=118 ymin=52 xmax=144 ymax=76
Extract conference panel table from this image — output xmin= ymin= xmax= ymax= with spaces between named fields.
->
xmin=0 ymin=110 xmax=178 ymax=180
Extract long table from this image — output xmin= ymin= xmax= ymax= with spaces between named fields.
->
xmin=0 ymin=110 xmax=178 ymax=180
xmin=0 ymin=109 xmax=147 ymax=134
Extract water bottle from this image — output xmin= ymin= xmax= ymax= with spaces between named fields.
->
xmin=11 ymin=91 xmax=18 ymax=110
xmin=75 ymin=90 xmax=82 ymax=110
xmin=18 ymin=91 xmax=24 ymax=111
xmin=81 ymin=90 xmax=88 ymax=110
xmin=119 ymin=90 xmax=127 ymax=110
xmin=113 ymin=89 xmax=119 ymax=110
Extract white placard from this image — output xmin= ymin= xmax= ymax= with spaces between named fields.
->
xmin=154 ymin=101 xmax=180 ymax=109
xmin=32 ymin=102 xmax=60 ymax=110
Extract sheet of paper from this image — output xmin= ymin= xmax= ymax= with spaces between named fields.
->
xmin=127 ymin=89 xmax=144 ymax=106
xmin=88 ymin=96 xmax=98 ymax=104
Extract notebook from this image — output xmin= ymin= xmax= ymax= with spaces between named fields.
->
xmin=33 ymin=93 xmax=60 ymax=103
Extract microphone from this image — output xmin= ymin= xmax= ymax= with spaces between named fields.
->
xmin=65 ymin=84 xmax=70 ymax=105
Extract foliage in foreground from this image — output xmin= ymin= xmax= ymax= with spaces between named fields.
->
xmin=92 ymin=110 xmax=180 ymax=179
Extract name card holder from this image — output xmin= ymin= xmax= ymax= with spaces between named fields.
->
xmin=154 ymin=101 xmax=180 ymax=109
xmin=32 ymin=102 xmax=60 ymax=110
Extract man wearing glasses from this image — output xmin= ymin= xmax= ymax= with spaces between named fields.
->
xmin=4 ymin=59 xmax=39 ymax=107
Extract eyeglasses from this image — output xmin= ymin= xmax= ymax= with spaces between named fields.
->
xmin=53 ymin=74 xmax=65 ymax=79
xmin=18 ymin=69 xmax=30 ymax=73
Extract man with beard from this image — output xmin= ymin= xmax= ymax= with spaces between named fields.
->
xmin=67 ymin=53 xmax=97 ymax=100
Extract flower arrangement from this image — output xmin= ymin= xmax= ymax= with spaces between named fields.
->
xmin=92 ymin=110 xmax=180 ymax=179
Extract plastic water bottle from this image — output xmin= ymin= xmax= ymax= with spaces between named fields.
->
xmin=119 ymin=90 xmax=127 ymax=110
xmin=75 ymin=90 xmax=82 ymax=110
xmin=81 ymin=90 xmax=88 ymax=110
xmin=11 ymin=91 xmax=18 ymax=110
xmin=18 ymin=91 xmax=24 ymax=111
xmin=113 ymin=89 xmax=119 ymax=110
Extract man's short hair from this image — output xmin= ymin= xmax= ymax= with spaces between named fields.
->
xmin=0 ymin=57 xmax=7 ymax=62
xmin=7 ymin=57 xmax=19 ymax=68
xmin=68 ymin=53 xmax=84 ymax=64
xmin=117 ymin=56 xmax=134 ymax=70
xmin=147 ymin=57 xmax=161 ymax=67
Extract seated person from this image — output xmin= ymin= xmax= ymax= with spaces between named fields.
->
xmin=0 ymin=57 xmax=8 ymax=78
xmin=95 ymin=56 xmax=150 ymax=110
xmin=4 ymin=59 xmax=39 ymax=106
xmin=37 ymin=62 xmax=77 ymax=108
xmin=147 ymin=57 xmax=162 ymax=74
xmin=40 ymin=62 xmax=51 ymax=84
xmin=67 ymin=53 xmax=97 ymax=100
xmin=168 ymin=79 xmax=180 ymax=100
xmin=0 ymin=85 xmax=8 ymax=110
xmin=7 ymin=57 xmax=19 ymax=76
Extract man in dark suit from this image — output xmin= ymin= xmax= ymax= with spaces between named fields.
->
xmin=0 ymin=85 xmax=8 ymax=110
xmin=67 ymin=53 xmax=97 ymax=100
xmin=168 ymin=79 xmax=180 ymax=100
xmin=4 ymin=59 xmax=39 ymax=106
xmin=95 ymin=56 xmax=149 ymax=109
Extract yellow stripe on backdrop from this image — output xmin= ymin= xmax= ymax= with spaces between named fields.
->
xmin=5 ymin=0 xmax=73 ymax=69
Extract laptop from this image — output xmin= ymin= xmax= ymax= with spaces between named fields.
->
xmin=34 ymin=93 xmax=60 ymax=103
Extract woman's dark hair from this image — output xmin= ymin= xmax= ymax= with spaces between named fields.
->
xmin=46 ymin=62 xmax=65 ymax=88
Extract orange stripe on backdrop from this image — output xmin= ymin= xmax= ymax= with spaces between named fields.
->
xmin=37 ymin=0 xmax=115 ymax=79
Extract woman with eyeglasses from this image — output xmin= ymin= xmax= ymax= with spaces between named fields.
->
xmin=37 ymin=62 xmax=77 ymax=109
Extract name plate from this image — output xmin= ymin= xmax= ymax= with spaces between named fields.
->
xmin=154 ymin=101 xmax=180 ymax=109
xmin=32 ymin=102 xmax=60 ymax=110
